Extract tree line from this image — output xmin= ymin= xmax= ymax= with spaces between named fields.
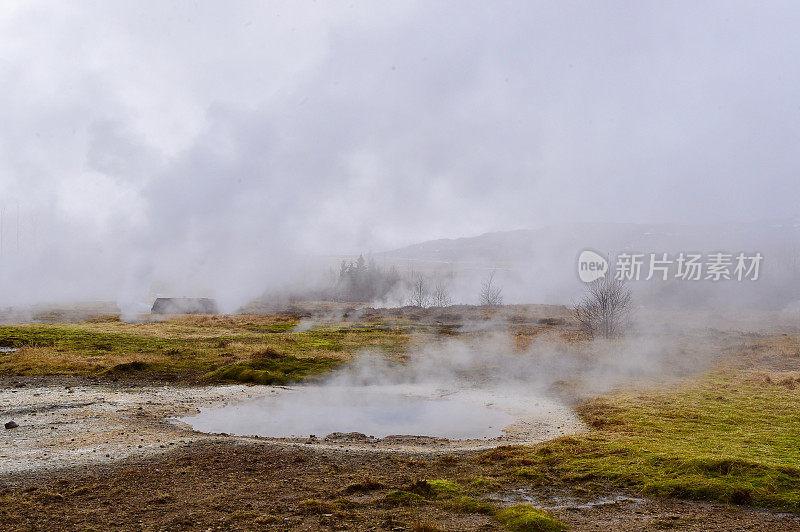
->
xmin=327 ymin=255 xmax=504 ymax=307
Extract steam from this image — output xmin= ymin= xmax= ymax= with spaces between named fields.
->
xmin=181 ymin=324 xmax=721 ymax=440
xmin=324 ymin=328 xmax=712 ymax=400
xmin=1 ymin=2 xmax=799 ymax=312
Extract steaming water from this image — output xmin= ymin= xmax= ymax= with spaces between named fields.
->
xmin=181 ymin=385 xmax=516 ymax=440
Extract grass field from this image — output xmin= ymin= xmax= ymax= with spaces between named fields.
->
xmin=1 ymin=309 xmax=799 ymax=524
xmin=0 ymin=314 xmax=412 ymax=382
xmin=480 ymin=364 xmax=800 ymax=512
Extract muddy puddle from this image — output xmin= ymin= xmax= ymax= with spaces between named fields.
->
xmin=490 ymin=488 xmax=645 ymax=510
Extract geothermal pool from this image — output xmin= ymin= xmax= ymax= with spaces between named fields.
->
xmin=181 ymin=385 xmax=514 ymax=439
xmin=0 ymin=382 xmax=583 ymax=476
xmin=179 ymin=384 xmax=579 ymax=442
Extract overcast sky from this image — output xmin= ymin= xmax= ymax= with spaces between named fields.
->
xmin=1 ymin=1 xmax=799 ymax=307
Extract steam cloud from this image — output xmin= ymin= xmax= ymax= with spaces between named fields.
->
xmin=1 ymin=2 xmax=799 ymax=312
xmin=325 ymin=329 xmax=711 ymax=400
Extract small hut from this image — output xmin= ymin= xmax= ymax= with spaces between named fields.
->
xmin=151 ymin=297 xmax=219 ymax=315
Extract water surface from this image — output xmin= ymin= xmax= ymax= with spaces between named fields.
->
xmin=181 ymin=385 xmax=514 ymax=440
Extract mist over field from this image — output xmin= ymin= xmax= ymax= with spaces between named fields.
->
xmin=5 ymin=6 xmax=800 ymax=529
xmin=1 ymin=2 xmax=799 ymax=313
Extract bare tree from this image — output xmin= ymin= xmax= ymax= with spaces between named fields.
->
xmin=431 ymin=281 xmax=452 ymax=307
xmin=479 ymin=271 xmax=503 ymax=306
xmin=573 ymin=276 xmax=632 ymax=338
xmin=408 ymin=273 xmax=430 ymax=307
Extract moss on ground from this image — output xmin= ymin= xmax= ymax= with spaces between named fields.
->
xmin=419 ymin=479 xmax=462 ymax=499
xmin=491 ymin=371 xmax=800 ymax=512
xmin=494 ymin=504 xmax=567 ymax=532
xmin=383 ymin=490 xmax=425 ymax=506
xmin=203 ymin=355 xmax=342 ymax=385
xmin=465 ymin=476 xmax=502 ymax=494
xmin=0 ymin=325 xmax=179 ymax=353
xmin=403 ymin=479 xmax=497 ymax=517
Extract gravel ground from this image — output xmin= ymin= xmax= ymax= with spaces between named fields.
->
xmin=2 ymin=377 xmax=798 ymax=530
xmin=1 ymin=378 xmax=584 ymax=480
xmin=0 ymin=379 xmax=272 ymax=479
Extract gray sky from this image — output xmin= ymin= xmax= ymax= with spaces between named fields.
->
xmin=1 ymin=1 xmax=799 ymax=308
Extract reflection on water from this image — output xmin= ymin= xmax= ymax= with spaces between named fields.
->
xmin=181 ymin=385 xmax=514 ymax=439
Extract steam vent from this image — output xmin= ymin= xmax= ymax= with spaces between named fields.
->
xmin=151 ymin=297 xmax=219 ymax=314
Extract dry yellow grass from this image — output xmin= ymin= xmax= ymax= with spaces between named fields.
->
xmin=0 ymin=314 xmax=412 ymax=379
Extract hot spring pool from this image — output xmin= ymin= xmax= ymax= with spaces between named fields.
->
xmin=180 ymin=385 xmax=516 ymax=440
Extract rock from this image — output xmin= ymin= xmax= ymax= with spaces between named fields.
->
xmin=5 ymin=421 xmax=19 ymax=429
xmin=324 ymin=432 xmax=368 ymax=442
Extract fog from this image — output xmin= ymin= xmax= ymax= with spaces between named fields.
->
xmin=1 ymin=2 xmax=799 ymax=312
xmin=326 ymin=330 xmax=708 ymax=398
xmin=181 ymin=327 xmax=713 ymax=440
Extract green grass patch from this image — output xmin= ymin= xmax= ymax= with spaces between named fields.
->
xmin=288 ymin=327 xmax=409 ymax=355
xmin=242 ymin=321 xmax=298 ymax=333
xmin=0 ymin=326 xmax=177 ymax=354
xmin=509 ymin=372 xmax=800 ymax=511
xmin=424 ymin=479 xmax=462 ymax=498
xmin=464 ymin=476 xmax=502 ymax=495
xmin=0 ymin=318 xmax=411 ymax=380
xmin=204 ymin=355 xmax=342 ymax=385
xmin=406 ymin=479 xmax=462 ymax=499
xmin=297 ymin=498 xmax=337 ymax=515
xmin=494 ymin=504 xmax=567 ymax=532
xmin=382 ymin=490 xmax=425 ymax=506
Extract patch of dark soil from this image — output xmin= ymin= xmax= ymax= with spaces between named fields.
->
xmin=110 ymin=361 xmax=149 ymax=372
xmin=1 ymin=440 xmax=798 ymax=531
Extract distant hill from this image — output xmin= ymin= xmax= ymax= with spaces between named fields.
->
xmin=382 ymin=222 xmax=800 ymax=263
xmin=375 ymin=221 xmax=800 ymax=309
